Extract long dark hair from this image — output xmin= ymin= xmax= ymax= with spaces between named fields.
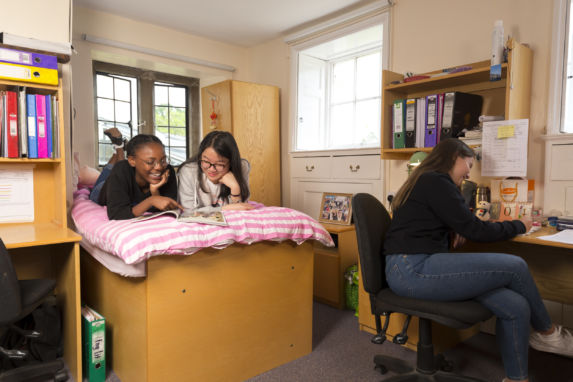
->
xmin=392 ymin=138 xmax=475 ymax=210
xmin=125 ymin=134 xmax=165 ymax=157
xmin=182 ymin=131 xmax=249 ymax=202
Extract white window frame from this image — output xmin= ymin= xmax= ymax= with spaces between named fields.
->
xmin=287 ymin=9 xmax=390 ymax=154
xmin=547 ymin=0 xmax=573 ymax=136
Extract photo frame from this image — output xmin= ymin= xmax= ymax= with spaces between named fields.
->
xmin=318 ymin=192 xmax=353 ymax=225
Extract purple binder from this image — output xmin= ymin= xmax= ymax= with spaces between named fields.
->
xmin=424 ymin=94 xmax=438 ymax=148
xmin=0 ymin=47 xmax=57 ymax=70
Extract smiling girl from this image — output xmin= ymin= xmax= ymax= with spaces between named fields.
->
xmin=178 ymin=131 xmax=252 ymax=212
xmin=91 ymin=130 xmax=181 ymax=220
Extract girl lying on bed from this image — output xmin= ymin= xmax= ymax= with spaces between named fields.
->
xmin=90 ymin=128 xmax=182 ymax=220
xmin=178 ymin=131 xmax=254 ymax=212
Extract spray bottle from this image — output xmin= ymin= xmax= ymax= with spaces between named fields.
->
xmin=490 ymin=20 xmax=504 ymax=81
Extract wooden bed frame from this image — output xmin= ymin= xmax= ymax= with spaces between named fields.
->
xmin=80 ymin=240 xmax=314 ymax=382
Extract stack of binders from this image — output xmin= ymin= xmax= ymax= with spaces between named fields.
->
xmin=0 ymin=89 xmax=59 ymax=158
xmin=0 ymin=46 xmax=58 ymax=86
xmin=556 ymin=216 xmax=573 ymax=231
xmin=391 ymin=91 xmax=483 ymax=149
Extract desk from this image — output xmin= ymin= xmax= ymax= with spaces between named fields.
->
xmin=3 ymin=225 xmax=82 ymax=381
xmin=358 ymin=227 xmax=573 ymax=352
xmin=460 ymin=226 xmax=573 ymax=305
xmin=313 ymin=224 xmax=358 ymax=309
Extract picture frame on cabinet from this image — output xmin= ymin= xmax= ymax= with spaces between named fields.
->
xmin=319 ymin=192 xmax=353 ymax=225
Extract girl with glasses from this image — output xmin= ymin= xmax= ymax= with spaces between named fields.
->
xmin=178 ymin=131 xmax=253 ymax=212
xmin=90 ymin=129 xmax=181 ymax=220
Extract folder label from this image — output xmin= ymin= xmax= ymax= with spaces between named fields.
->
xmin=38 ymin=116 xmax=46 ymax=138
xmin=9 ymin=112 xmax=17 ymax=136
xmin=0 ymin=64 xmax=31 ymax=80
xmin=0 ymin=49 xmax=32 ymax=65
xmin=82 ymin=305 xmax=106 ymax=382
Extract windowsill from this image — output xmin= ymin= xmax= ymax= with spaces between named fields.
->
xmin=289 ymin=147 xmax=381 ymax=157
xmin=539 ymin=133 xmax=573 ymax=142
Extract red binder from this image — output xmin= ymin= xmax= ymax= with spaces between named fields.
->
xmin=36 ymin=94 xmax=47 ymax=158
xmin=5 ymin=90 xmax=19 ymax=157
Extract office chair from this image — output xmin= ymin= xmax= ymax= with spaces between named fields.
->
xmin=0 ymin=238 xmax=68 ymax=382
xmin=352 ymin=193 xmax=493 ymax=381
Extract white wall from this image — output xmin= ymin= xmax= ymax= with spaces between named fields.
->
xmin=0 ymin=0 xmax=71 ymax=44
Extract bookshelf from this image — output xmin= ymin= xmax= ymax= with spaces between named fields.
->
xmin=381 ymin=39 xmax=533 ymax=160
xmin=0 ymin=77 xmax=82 ymax=380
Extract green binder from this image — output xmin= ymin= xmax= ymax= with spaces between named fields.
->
xmin=392 ymin=99 xmax=406 ymax=148
xmin=81 ymin=305 xmax=106 ymax=382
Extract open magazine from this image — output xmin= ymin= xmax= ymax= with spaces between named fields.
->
xmin=131 ymin=207 xmax=228 ymax=226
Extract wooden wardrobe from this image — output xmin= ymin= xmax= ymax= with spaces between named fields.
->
xmin=201 ymin=80 xmax=280 ymax=206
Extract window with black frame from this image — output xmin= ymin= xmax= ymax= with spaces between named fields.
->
xmin=93 ymin=61 xmax=200 ymax=167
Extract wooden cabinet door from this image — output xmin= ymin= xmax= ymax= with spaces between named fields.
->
xmin=230 ymin=81 xmax=280 ymax=206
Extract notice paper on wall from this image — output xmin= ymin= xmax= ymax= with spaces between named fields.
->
xmin=0 ymin=165 xmax=34 ymax=223
xmin=481 ymin=119 xmax=529 ymax=177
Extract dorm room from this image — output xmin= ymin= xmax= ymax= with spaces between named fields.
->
xmin=1 ymin=0 xmax=573 ymax=381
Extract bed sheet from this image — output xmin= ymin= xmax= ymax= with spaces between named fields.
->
xmin=72 ymin=188 xmax=334 ymax=266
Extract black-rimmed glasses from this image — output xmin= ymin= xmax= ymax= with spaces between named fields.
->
xmin=200 ymin=159 xmax=228 ymax=172
xmin=141 ymin=158 xmax=170 ymax=168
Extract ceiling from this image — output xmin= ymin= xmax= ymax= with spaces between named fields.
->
xmin=75 ymin=0 xmax=372 ymax=47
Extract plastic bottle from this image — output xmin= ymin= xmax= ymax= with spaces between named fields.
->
xmin=490 ymin=20 xmax=504 ymax=81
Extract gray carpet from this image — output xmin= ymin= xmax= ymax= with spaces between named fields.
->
xmin=98 ymin=302 xmax=572 ymax=381
xmin=246 ymin=303 xmax=573 ymax=382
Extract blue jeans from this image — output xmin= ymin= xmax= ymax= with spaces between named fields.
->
xmin=89 ymin=164 xmax=114 ymax=203
xmin=385 ymin=253 xmax=552 ymax=380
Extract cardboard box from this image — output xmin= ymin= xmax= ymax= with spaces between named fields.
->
xmin=81 ymin=305 xmax=106 ymax=382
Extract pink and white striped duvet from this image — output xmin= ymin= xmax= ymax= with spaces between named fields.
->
xmin=72 ymin=188 xmax=334 ymax=265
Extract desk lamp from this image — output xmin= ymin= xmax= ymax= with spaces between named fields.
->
xmin=407 ymin=151 xmax=428 ymax=176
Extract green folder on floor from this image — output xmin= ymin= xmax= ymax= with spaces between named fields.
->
xmin=81 ymin=305 xmax=106 ymax=382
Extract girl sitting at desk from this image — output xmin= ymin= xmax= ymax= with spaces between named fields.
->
xmin=90 ymin=128 xmax=181 ymax=220
xmin=178 ymin=130 xmax=253 ymax=212
xmin=384 ymin=138 xmax=573 ymax=382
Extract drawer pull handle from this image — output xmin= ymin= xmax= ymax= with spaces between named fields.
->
xmin=305 ymin=165 xmax=315 ymax=172
xmin=349 ymin=164 xmax=360 ymax=172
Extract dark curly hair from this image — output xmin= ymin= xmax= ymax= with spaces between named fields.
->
xmin=125 ymin=134 xmax=165 ymax=157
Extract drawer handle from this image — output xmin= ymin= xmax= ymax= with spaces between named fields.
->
xmin=305 ymin=165 xmax=315 ymax=172
xmin=349 ymin=164 xmax=360 ymax=172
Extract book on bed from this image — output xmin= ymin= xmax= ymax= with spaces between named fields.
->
xmin=132 ymin=207 xmax=228 ymax=226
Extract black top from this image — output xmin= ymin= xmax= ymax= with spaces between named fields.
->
xmin=98 ymin=160 xmax=178 ymax=220
xmin=384 ymin=172 xmax=525 ymax=255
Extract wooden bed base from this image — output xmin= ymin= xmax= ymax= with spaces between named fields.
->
xmin=80 ymin=241 xmax=314 ymax=382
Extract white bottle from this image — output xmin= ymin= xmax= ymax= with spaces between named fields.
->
xmin=490 ymin=20 xmax=504 ymax=80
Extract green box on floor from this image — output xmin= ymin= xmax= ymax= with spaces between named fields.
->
xmin=81 ymin=305 xmax=106 ymax=382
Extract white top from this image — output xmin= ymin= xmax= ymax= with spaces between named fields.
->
xmin=177 ymin=159 xmax=250 ymax=211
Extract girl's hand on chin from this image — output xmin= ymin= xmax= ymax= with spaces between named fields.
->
xmin=150 ymin=170 xmax=169 ymax=194
xmin=219 ymin=172 xmax=239 ymax=191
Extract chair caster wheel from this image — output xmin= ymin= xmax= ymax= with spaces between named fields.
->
xmin=374 ymin=364 xmax=388 ymax=375
xmin=371 ymin=334 xmax=386 ymax=344
xmin=436 ymin=354 xmax=454 ymax=372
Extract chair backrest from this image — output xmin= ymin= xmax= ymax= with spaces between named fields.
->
xmin=351 ymin=193 xmax=392 ymax=296
xmin=0 ymin=238 xmax=22 ymax=326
